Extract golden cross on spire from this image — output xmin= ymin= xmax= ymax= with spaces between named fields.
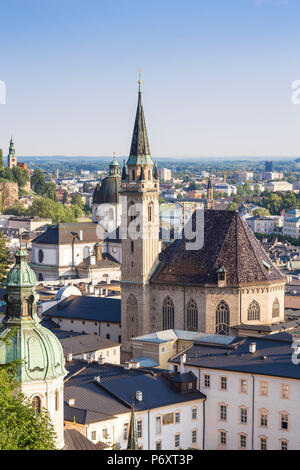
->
xmin=138 ymin=68 xmax=142 ymax=91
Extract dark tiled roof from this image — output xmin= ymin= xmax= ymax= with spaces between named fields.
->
xmin=64 ymin=429 xmax=107 ymax=450
xmin=77 ymin=253 xmax=120 ymax=270
xmin=151 ymin=210 xmax=284 ymax=286
xmin=64 ymin=361 xmax=205 ymax=425
xmin=43 ymin=295 xmax=121 ymax=323
xmin=32 ymin=222 xmax=98 ymax=245
xmin=60 ymin=334 xmax=119 ymax=355
xmin=170 ymin=333 xmax=300 ymax=380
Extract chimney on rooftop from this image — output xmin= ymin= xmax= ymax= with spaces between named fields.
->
xmin=249 ymin=342 xmax=256 ymax=354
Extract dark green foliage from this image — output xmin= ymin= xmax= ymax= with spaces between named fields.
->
xmin=0 ymin=232 xmax=9 ymax=287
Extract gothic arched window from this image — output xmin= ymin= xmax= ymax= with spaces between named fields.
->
xmin=127 ymin=294 xmax=138 ymax=339
xmin=186 ymin=299 xmax=198 ymax=331
xmin=163 ymin=297 xmax=174 ymax=330
xmin=247 ymin=300 xmax=260 ymax=321
xmin=32 ymin=396 xmax=41 ymax=416
xmin=215 ymin=301 xmax=230 ymax=335
xmin=272 ymin=298 xmax=280 ymax=318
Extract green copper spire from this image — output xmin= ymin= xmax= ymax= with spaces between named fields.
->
xmin=127 ymin=82 xmax=152 ymax=166
xmin=121 ymin=160 xmax=127 ymax=181
xmin=127 ymin=403 xmax=138 ymax=450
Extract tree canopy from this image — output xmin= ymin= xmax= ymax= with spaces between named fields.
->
xmin=0 ymin=232 xmax=9 ymax=287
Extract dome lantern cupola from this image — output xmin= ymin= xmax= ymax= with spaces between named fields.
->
xmin=0 ymin=248 xmax=67 ymax=382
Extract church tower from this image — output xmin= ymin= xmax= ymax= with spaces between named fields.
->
xmin=0 ymin=249 xmax=67 ymax=448
xmin=120 ymin=80 xmax=160 ymax=352
xmin=7 ymin=137 xmax=17 ymax=168
xmin=207 ymin=178 xmax=214 ymax=209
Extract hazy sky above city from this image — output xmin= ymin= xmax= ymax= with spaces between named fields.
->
xmin=0 ymin=0 xmax=300 ymax=158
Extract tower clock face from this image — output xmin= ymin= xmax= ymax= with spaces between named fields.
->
xmin=112 ymin=247 xmax=118 ymax=254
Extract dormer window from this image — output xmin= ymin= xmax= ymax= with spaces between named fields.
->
xmin=217 ymin=267 xmax=227 ymax=286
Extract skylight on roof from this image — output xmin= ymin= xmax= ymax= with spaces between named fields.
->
xmin=263 ymin=260 xmax=271 ymax=271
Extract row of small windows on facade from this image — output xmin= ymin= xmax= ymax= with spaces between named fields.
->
xmin=203 ymin=375 xmax=290 ymax=399
xmin=218 ymin=431 xmax=288 ymax=450
xmin=161 ymin=297 xmax=281 ymax=335
xmin=218 ymin=404 xmax=290 ymax=431
xmin=128 ymin=201 xmax=154 ymax=223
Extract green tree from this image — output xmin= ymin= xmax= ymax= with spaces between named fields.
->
xmin=227 ymin=202 xmax=238 ymax=211
xmin=28 ymin=197 xmax=77 ymax=223
xmin=0 ymin=334 xmax=56 ymax=450
xmin=62 ymin=191 xmax=68 ymax=204
xmin=82 ymin=182 xmax=90 ymax=193
xmin=12 ymin=167 xmax=30 ymax=188
xmin=31 ymin=169 xmax=46 ymax=195
xmin=71 ymin=193 xmax=84 ymax=209
xmin=45 ymin=182 xmax=57 ymax=201
xmin=0 ymin=232 xmax=9 ymax=287
xmin=262 ymin=193 xmax=282 ymax=214
xmin=3 ymin=203 xmax=28 ymax=217
xmin=0 ymin=149 xmax=3 ymax=169
xmin=253 ymin=207 xmax=271 ymax=217
xmin=253 ymin=184 xmax=262 ymax=197
xmin=0 ymin=167 xmax=14 ymax=181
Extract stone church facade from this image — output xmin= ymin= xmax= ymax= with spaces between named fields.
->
xmin=120 ymin=84 xmax=285 ymax=352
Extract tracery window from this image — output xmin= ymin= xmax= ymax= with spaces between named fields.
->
xmin=216 ymin=301 xmax=230 ymax=335
xmin=163 ymin=297 xmax=174 ymax=330
xmin=186 ymin=299 xmax=198 ymax=331
xmin=247 ymin=300 xmax=260 ymax=321
xmin=272 ymin=298 xmax=280 ymax=318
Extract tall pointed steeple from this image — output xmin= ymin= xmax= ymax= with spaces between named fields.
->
xmin=127 ymin=81 xmax=152 ymax=167
xmin=127 ymin=403 xmax=138 ymax=450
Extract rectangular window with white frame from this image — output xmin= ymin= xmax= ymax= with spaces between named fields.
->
xmin=240 ymin=407 xmax=248 ymax=424
xmin=137 ymin=420 xmax=143 ymax=438
xmin=240 ymin=379 xmax=248 ymax=394
xmin=204 ymin=374 xmax=210 ymax=388
xmin=281 ymin=384 xmax=289 ymax=400
xmin=220 ymin=376 xmax=227 ymax=391
xmin=219 ymin=404 xmax=227 ymax=422
xmin=123 ymin=423 xmax=128 ymax=441
xmin=219 ymin=430 xmax=227 ymax=448
xmin=156 ymin=416 xmax=161 ymax=435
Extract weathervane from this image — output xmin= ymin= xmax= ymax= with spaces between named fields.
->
xmin=138 ymin=68 xmax=142 ymax=91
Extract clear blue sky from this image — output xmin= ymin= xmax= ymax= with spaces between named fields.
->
xmin=0 ymin=0 xmax=299 ymax=158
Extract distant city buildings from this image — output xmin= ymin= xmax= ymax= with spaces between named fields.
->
xmin=159 ymin=168 xmax=172 ymax=181
xmin=264 ymin=181 xmax=293 ymax=192
xmin=265 ymin=161 xmax=274 ymax=172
